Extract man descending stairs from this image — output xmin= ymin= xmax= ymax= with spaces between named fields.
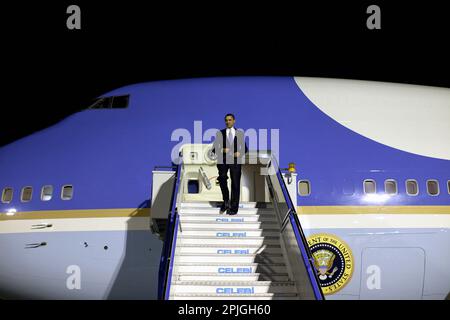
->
xmin=168 ymin=201 xmax=300 ymax=300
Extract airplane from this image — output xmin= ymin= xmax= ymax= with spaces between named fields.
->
xmin=0 ymin=76 xmax=449 ymax=300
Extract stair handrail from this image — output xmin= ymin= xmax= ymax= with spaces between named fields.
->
xmin=267 ymin=155 xmax=324 ymax=300
xmin=157 ymin=159 xmax=183 ymax=300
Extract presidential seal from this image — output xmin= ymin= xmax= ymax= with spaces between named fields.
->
xmin=306 ymin=233 xmax=354 ymax=295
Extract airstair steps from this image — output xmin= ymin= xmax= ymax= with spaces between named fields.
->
xmin=179 ymin=228 xmax=280 ymax=237
xmin=178 ymin=221 xmax=280 ymax=229
xmin=179 ymin=214 xmax=278 ymax=222
xmin=174 ymin=253 xmax=286 ymax=264
xmin=177 ymin=235 xmax=281 ymax=246
xmin=169 ymin=280 xmax=297 ymax=294
xmin=170 ymin=293 xmax=299 ymax=300
xmin=167 ymin=201 xmax=300 ymax=300
xmin=179 ymin=207 xmax=276 ymax=215
xmin=176 ymin=243 xmax=282 ymax=255
xmin=180 ymin=201 xmax=272 ymax=209
xmin=173 ymin=273 xmax=290 ymax=282
xmin=173 ymin=262 xmax=289 ymax=274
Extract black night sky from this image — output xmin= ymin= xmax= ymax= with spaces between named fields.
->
xmin=1 ymin=2 xmax=449 ymax=147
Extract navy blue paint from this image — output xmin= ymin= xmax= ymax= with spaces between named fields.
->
xmin=274 ymin=157 xmax=324 ymax=300
xmin=158 ymin=162 xmax=181 ymax=300
xmin=1 ymin=77 xmax=449 ymax=213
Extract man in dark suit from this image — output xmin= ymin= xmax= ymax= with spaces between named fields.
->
xmin=211 ymin=113 xmax=248 ymax=215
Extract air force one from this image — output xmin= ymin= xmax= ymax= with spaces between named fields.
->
xmin=0 ymin=77 xmax=449 ymax=300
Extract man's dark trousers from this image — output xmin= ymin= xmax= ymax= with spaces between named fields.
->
xmin=217 ymin=162 xmax=242 ymax=212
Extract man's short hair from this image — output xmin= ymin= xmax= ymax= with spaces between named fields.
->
xmin=224 ymin=113 xmax=235 ymax=120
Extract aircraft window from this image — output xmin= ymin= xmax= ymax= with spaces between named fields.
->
xmin=21 ymin=186 xmax=33 ymax=202
xmin=363 ymin=179 xmax=376 ymax=194
xmin=61 ymin=185 xmax=74 ymax=200
xmin=298 ymin=180 xmax=311 ymax=196
xmin=1 ymin=187 xmax=13 ymax=203
xmin=384 ymin=179 xmax=397 ymax=195
xmin=111 ymin=95 xmax=130 ymax=108
xmin=406 ymin=180 xmax=419 ymax=196
xmin=88 ymin=95 xmax=129 ymax=109
xmin=89 ymin=97 xmax=112 ymax=109
xmin=41 ymin=185 xmax=53 ymax=201
xmin=426 ymin=180 xmax=439 ymax=196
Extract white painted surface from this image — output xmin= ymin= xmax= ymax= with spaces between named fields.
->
xmin=0 ymin=217 xmax=150 ymax=234
xmin=298 ymin=213 xmax=450 ymax=229
xmin=294 ymin=77 xmax=450 ymax=160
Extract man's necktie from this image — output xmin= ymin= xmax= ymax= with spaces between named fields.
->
xmin=228 ymin=129 xmax=233 ymax=145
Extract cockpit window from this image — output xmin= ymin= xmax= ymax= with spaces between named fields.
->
xmin=111 ymin=95 xmax=129 ymax=108
xmin=89 ymin=97 xmax=112 ymax=109
xmin=88 ymin=94 xmax=130 ymax=109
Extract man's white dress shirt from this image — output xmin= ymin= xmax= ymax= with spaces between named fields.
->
xmin=226 ymin=127 xmax=235 ymax=145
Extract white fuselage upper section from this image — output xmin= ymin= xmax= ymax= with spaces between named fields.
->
xmin=294 ymin=77 xmax=450 ymax=160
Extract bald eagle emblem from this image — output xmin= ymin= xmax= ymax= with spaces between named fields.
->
xmin=307 ymin=234 xmax=354 ymax=295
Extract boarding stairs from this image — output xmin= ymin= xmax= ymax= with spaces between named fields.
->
xmin=155 ymin=145 xmax=323 ymax=300
xmin=170 ymin=201 xmax=297 ymax=300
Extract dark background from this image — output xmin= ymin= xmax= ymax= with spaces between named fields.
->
xmin=1 ymin=1 xmax=449 ymax=147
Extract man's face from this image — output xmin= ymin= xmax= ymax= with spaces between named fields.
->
xmin=225 ymin=116 xmax=235 ymax=128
